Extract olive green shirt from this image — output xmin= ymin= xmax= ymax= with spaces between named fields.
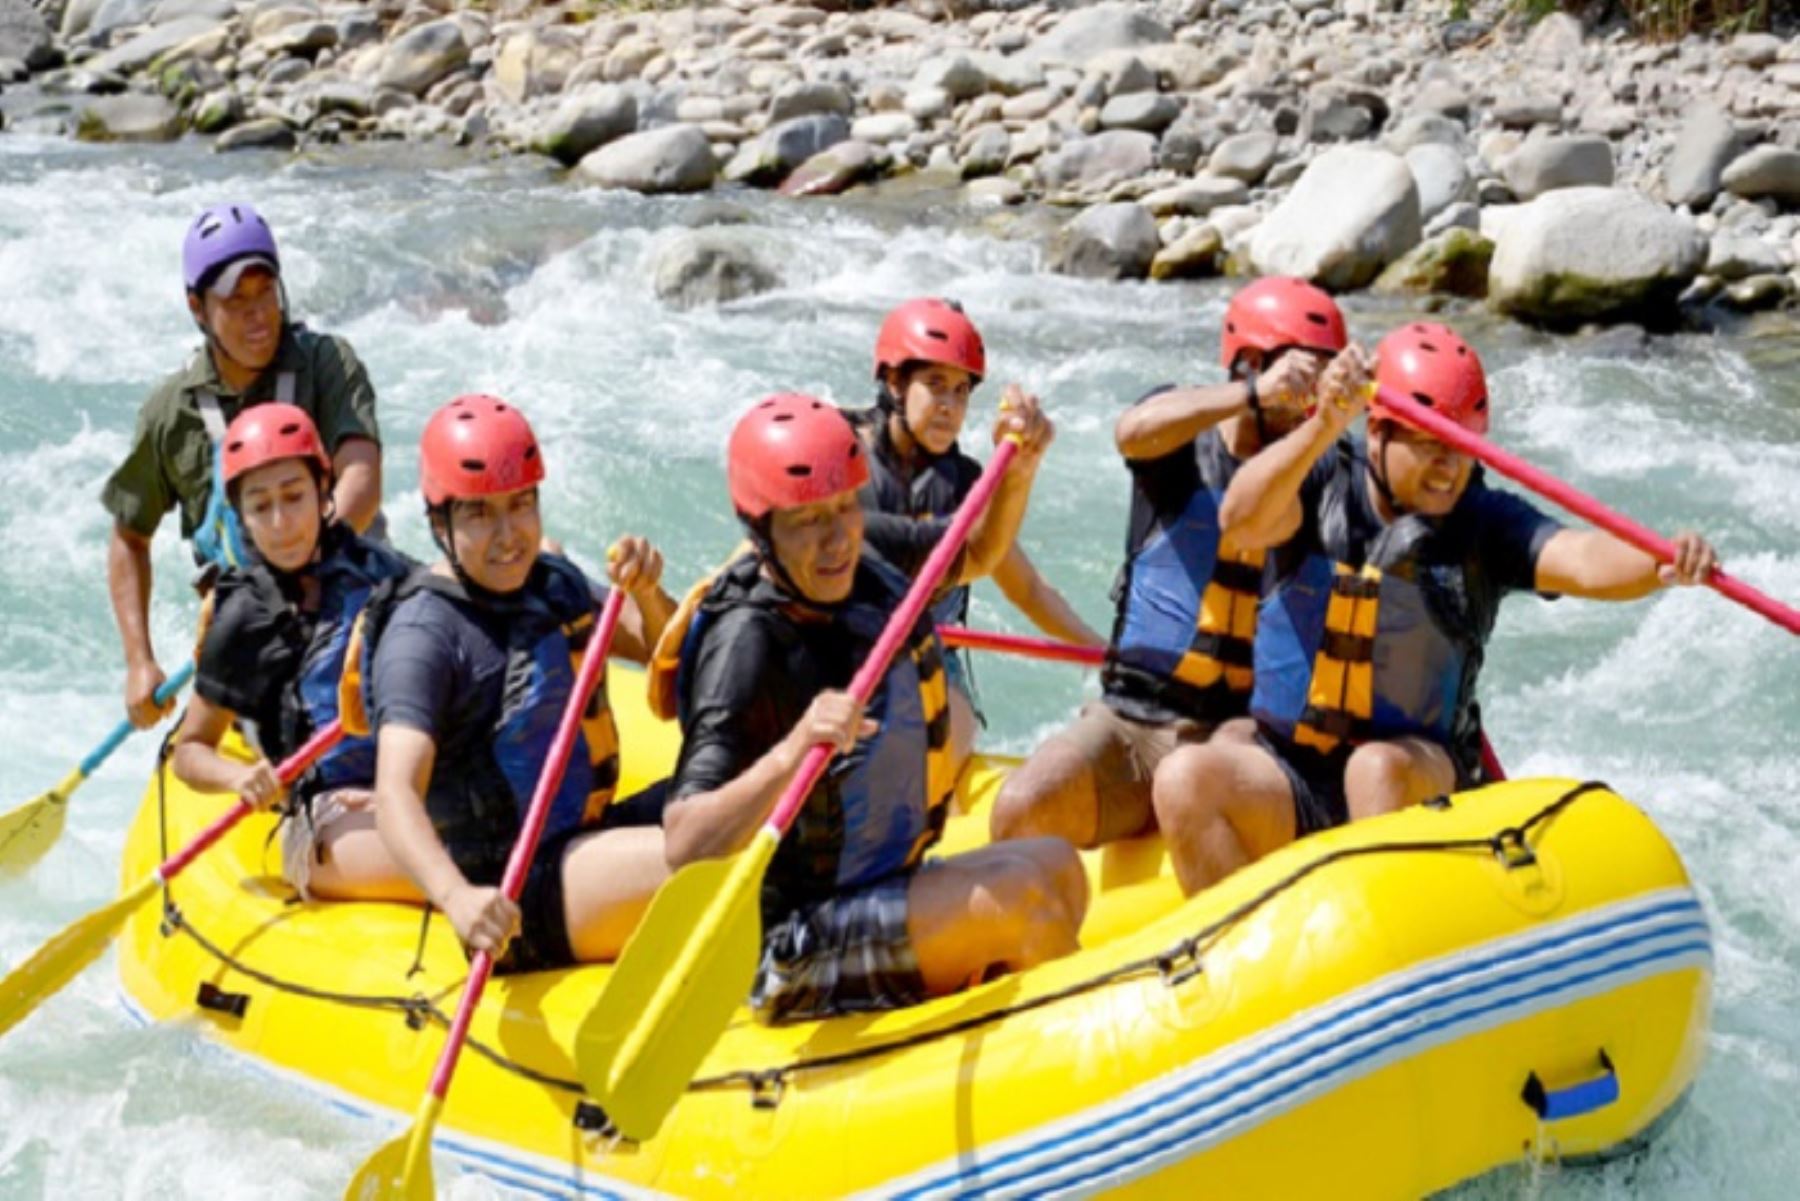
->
xmin=100 ymin=325 xmax=381 ymax=540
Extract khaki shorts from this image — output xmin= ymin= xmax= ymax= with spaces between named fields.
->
xmin=279 ymin=787 xmax=372 ymax=901
xmin=1051 ymin=701 xmax=1217 ymax=843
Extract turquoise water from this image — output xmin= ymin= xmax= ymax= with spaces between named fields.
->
xmin=0 ymin=137 xmax=1795 ymax=1199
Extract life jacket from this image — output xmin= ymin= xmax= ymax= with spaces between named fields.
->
xmin=340 ymin=554 xmax=621 ymax=878
xmin=193 ymin=524 xmax=409 ymax=796
xmin=850 ymin=406 xmax=978 ymax=629
xmin=653 ymin=552 xmax=956 ymax=901
xmin=1251 ymin=462 xmax=1489 ymax=759
xmin=190 ymin=369 xmax=298 ymax=570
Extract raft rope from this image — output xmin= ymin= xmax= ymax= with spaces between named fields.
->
xmin=150 ymin=768 xmax=1607 ymax=1118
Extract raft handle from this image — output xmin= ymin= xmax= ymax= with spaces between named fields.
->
xmin=1156 ymin=939 xmax=1203 ymax=987
xmin=196 ymin=982 xmax=250 ymax=1020
xmin=749 ymin=1071 xmax=787 ymax=1110
xmin=573 ymin=1101 xmax=618 ymax=1137
xmin=1491 ymin=826 xmax=1537 ymax=870
xmin=1522 ymin=1050 xmax=1618 ymax=1121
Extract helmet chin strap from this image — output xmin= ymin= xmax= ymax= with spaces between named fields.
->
xmin=1367 ymin=422 xmax=1410 ymax=518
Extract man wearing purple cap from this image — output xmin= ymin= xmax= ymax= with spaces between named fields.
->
xmin=101 ymin=203 xmax=384 ymax=728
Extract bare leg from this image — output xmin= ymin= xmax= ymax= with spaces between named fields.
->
xmin=948 ymin=684 xmax=977 ymax=784
xmin=1344 ymin=738 xmax=1455 ymax=821
xmin=1151 ymin=741 xmax=1298 ymax=896
xmin=559 ymin=825 xmax=670 ymax=963
xmin=990 ymin=735 xmax=1107 ymax=847
xmin=305 ymin=796 xmax=425 ymax=903
xmin=906 ymin=837 xmax=1089 ymax=997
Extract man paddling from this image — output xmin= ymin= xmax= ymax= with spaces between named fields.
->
xmin=102 ymin=203 xmax=384 ymax=729
xmin=654 ymin=395 xmax=1087 ymax=1022
xmin=1151 ymin=323 xmax=1719 ymax=894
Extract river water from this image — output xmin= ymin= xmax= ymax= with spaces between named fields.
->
xmin=0 ymin=136 xmax=1794 ymax=1199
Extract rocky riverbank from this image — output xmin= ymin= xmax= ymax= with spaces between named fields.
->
xmin=2 ymin=0 xmax=1797 ymax=329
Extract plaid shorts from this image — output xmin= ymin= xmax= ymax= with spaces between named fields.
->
xmin=752 ymin=873 xmax=926 ymax=1024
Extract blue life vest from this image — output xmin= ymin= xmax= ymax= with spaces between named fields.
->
xmin=189 ymin=372 xmax=297 ymax=569
xmin=345 ymin=556 xmax=619 ymax=880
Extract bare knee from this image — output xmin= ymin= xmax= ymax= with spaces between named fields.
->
xmin=1150 ymin=744 xmax=1230 ymax=831
xmin=995 ymin=843 xmax=1086 ymax=960
xmin=1344 ymin=742 xmax=1427 ymax=820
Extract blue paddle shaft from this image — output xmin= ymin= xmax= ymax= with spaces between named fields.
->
xmin=78 ymin=662 xmax=195 ymax=777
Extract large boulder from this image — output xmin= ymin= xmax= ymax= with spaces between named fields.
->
xmin=1022 ymin=3 xmax=1171 ymax=67
xmin=1488 ymin=187 xmax=1705 ymax=326
xmin=1036 ymin=129 xmax=1156 ymax=191
xmin=75 ymin=93 xmax=183 ymax=141
xmin=652 ymin=228 xmax=781 ymax=309
xmin=88 ymin=15 xmax=220 ymax=75
xmin=1721 ymin=146 xmax=1800 ymax=207
xmin=1048 ymin=202 xmax=1159 ymax=280
xmin=1405 ymin=143 xmax=1471 ymax=222
xmin=577 ymin=123 xmax=717 ymax=194
xmin=1662 ymin=104 xmax=1741 ymax=209
xmin=376 ymin=19 xmax=468 ymax=97
xmin=780 ymin=139 xmax=880 ymax=197
xmin=1502 ymin=135 xmax=1613 ymax=200
xmin=493 ymin=28 xmax=580 ymax=104
xmin=1247 ymin=146 xmax=1422 ymax=290
xmin=768 ymin=79 xmax=853 ymax=123
xmin=1372 ymin=228 xmax=1494 ymax=298
xmin=0 ymin=0 xmax=54 ymax=72
xmin=724 ymin=114 xmax=848 ymax=187
xmin=911 ymin=53 xmax=987 ymax=101
xmin=1141 ymin=175 xmax=1248 ymax=218
xmin=530 ymin=86 xmax=637 ymax=166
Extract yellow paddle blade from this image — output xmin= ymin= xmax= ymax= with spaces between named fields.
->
xmin=575 ymin=833 xmax=776 ymax=1143
xmin=0 ymin=768 xmax=81 ymax=877
xmin=0 ymin=874 xmax=160 ymax=1039
xmin=344 ymin=1094 xmax=440 ymax=1201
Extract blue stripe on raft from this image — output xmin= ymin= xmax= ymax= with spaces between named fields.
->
xmin=889 ymin=893 xmax=1709 ymax=1201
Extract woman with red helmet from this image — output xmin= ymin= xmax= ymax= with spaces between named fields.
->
xmin=849 ymin=298 xmax=1103 ymax=774
xmin=1151 ymin=322 xmax=1719 ymax=895
xmin=992 ymin=277 xmax=1356 ymax=856
xmin=652 ymin=394 xmax=1086 ymax=1022
xmin=170 ymin=404 xmax=413 ymax=901
xmin=357 ymin=395 xmax=678 ymax=969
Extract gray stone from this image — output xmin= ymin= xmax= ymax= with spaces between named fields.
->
xmin=492 ymin=29 xmax=579 ymax=104
xmin=376 ymin=20 xmax=468 ymax=97
xmin=88 ymin=15 xmax=221 ymax=76
xmin=958 ymin=123 xmax=1010 ymax=178
xmin=1503 ymin=135 xmax=1613 ymax=200
xmin=1157 ymin=112 xmax=1222 ymax=175
xmin=724 ymin=113 xmax=848 ymax=187
xmin=1662 ymin=103 xmax=1740 ymax=208
xmin=1207 ymin=130 xmax=1278 ymax=184
xmin=912 ymin=53 xmax=987 ymax=102
xmin=0 ymin=55 xmax=25 ymax=82
xmin=1705 ymin=233 xmax=1789 ymax=280
xmin=85 ymin=0 xmax=155 ymax=39
xmin=1138 ymin=43 xmax=1228 ymax=91
xmin=780 ymin=139 xmax=879 ymax=197
xmin=531 ymin=85 xmax=636 ymax=166
xmin=1406 ymin=143 xmax=1471 ymax=222
xmin=1385 ymin=112 xmax=1467 ymax=155
xmin=1724 ymin=33 xmax=1782 ymax=69
xmin=1001 ymin=88 xmax=1059 ymax=122
xmin=652 ymin=228 xmax=780 ymax=309
xmin=1426 ymin=201 xmax=1482 ymax=236
xmin=903 ymin=86 xmax=951 ymax=122
xmin=1036 ymin=128 xmax=1157 ymax=191
xmin=1140 ymin=174 xmax=1247 ymax=218
xmin=190 ymin=88 xmax=239 ymax=132
xmin=1247 ymin=145 xmax=1422 ymax=290
xmin=1721 ymin=273 xmax=1793 ymax=310
xmin=1149 ymin=222 xmax=1223 ymax=280
xmin=1491 ymin=92 xmax=1563 ymax=129
xmin=264 ymin=20 xmax=335 ymax=58
xmin=577 ymin=123 xmax=717 ymax=193
xmin=1099 ymin=91 xmax=1178 ymax=133
xmin=1521 ymin=12 xmax=1583 ymax=72
xmin=966 ymin=176 xmax=1025 ymax=207
xmin=0 ymin=0 xmax=54 ymax=73
xmin=769 ymin=79 xmax=852 ymax=123
xmin=215 ymin=116 xmax=297 ymax=151
xmin=1722 ymin=146 xmax=1800 ymax=206
xmin=1023 ymin=3 xmax=1171 ymax=67
xmin=851 ymin=111 xmax=915 ymax=143
xmin=1372 ymin=227 xmax=1494 ymax=298
xmin=1488 ymin=187 xmax=1706 ymax=325
xmin=1090 ymin=50 xmax=1156 ymax=97
xmin=1301 ymin=90 xmax=1372 ymax=143
xmin=75 ymin=93 xmax=182 ymax=141
xmin=1048 ymin=202 xmax=1159 ymax=279
xmin=967 ymin=49 xmax=1043 ymax=97
xmin=150 ymin=0 xmax=234 ymax=22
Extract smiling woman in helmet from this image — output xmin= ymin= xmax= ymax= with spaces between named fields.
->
xmin=170 ymin=404 xmax=412 ymax=901
xmin=846 ymin=298 xmax=1104 ymax=774
xmin=655 ymin=395 xmax=1087 ymax=1023
xmin=360 ymin=396 xmax=676 ymax=969
xmin=1149 ymin=323 xmax=1719 ymax=896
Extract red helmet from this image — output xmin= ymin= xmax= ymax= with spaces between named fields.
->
xmin=419 ymin=394 xmax=545 ymax=507
xmin=1219 ymin=276 xmax=1348 ymax=371
xmin=221 ymin=402 xmax=329 ymax=486
xmin=728 ymin=394 xmax=870 ymax=519
xmin=873 ymin=298 xmax=986 ymax=382
xmin=1373 ymin=323 xmax=1489 ymax=435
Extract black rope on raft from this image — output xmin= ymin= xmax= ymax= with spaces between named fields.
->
xmin=153 ymin=778 xmax=1607 ymax=1107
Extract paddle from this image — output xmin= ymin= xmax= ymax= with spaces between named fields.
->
xmin=1373 ymin=384 xmax=1800 ymax=637
xmin=0 ymin=716 xmax=340 ymax=1041
xmin=346 ymin=587 xmax=628 ymax=1201
xmin=576 ymin=439 xmax=1024 ymax=1144
xmin=0 ymin=662 xmax=196 ymax=877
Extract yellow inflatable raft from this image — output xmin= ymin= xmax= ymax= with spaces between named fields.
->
xmin=118 ymin=668 xmax=1710 ymax=1199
